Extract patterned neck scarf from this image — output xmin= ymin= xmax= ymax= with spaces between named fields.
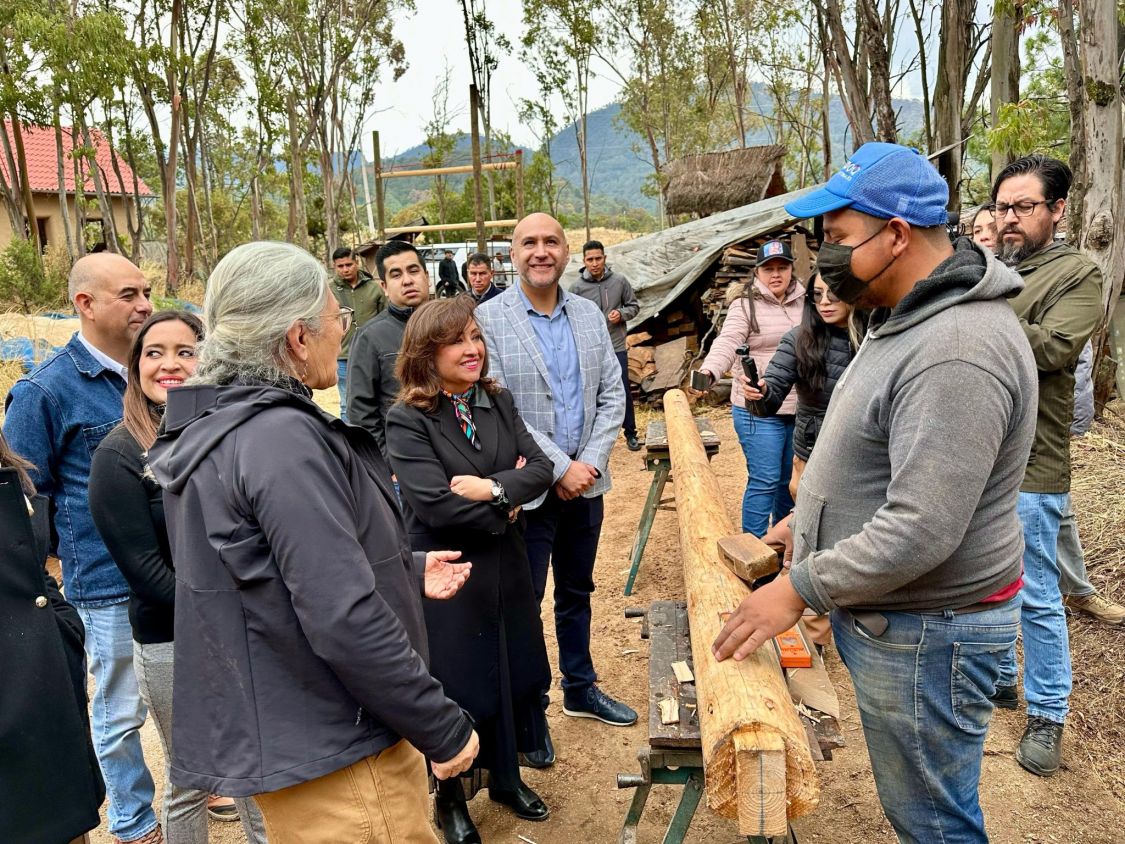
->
xmin=440 ymin=386 xmax=480 ymax=450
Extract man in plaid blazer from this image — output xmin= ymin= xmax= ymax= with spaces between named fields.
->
xmin=475 ymin=213 xmax=638 ymax=767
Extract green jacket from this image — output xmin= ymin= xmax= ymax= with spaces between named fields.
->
xmin=332 ymin=270 xmax=387 ymax=360
xmin=1009 ymin=242 xmax=1104 ymax=493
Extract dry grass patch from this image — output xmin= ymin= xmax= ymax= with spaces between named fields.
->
xmin=564 ymin=227 xmax=642 ymax=252
xmin=1067 ymin=400 xmax=1125 ymax=796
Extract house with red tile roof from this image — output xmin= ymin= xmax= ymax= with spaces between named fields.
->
xmin=0 ymin=121 xmax=154 ymax=251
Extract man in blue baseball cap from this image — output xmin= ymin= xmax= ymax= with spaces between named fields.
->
xmin=711 ymin=142 xmax=1038 ymax=842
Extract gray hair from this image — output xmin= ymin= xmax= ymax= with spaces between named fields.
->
xmin=192 ymin=241 xmax=328 ymax=386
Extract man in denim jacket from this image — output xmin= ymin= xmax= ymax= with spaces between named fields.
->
xmin=3 ymin=253 xmax=159 ymax=844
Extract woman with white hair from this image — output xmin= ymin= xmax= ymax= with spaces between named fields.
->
xmin=148 ymin=241 xmax=479 ymax=844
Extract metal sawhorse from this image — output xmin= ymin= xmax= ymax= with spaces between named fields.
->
xmin=624 ymin=418 xmax=720 ymax=596
xmin=617 ymin=601 xmax=800 ymax=844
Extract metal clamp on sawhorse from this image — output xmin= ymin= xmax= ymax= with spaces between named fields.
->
xmin=624 ymin=418 xmax=720 ymax=596
xmin=617 ymin=601 xmax=799 ymax=844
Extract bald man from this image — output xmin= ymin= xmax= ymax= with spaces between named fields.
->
xmin=475 ymin=213 xmax=635 ymax=768
xmin=4 ymin=252 xmax=159 ymax=843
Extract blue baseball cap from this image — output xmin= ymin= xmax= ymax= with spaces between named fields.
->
xmin=785 ymin=142 xmax=949 ymax=226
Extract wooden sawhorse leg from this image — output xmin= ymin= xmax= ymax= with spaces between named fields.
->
xmin=624 ymin=465 xmax=671 ymax=596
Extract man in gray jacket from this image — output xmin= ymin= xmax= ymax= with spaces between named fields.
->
xmin=712 ymin=143 xmax=1036 ymax=842
xmin=571 ymin=240 xmax=642 ymax=450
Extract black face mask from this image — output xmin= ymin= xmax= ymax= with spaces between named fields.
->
xmin=816 ymin=223 xmax=896 ymax=304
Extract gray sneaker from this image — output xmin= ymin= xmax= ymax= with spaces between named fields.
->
xmin=1016 ymin=716 xmax=1063 ymax=777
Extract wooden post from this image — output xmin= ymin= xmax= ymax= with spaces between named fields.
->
xmin=515 ymin=149 xmax=525 ymax=219
xmin=372 ymin=130 xmax=385 ymax=240
xmin=469 ymin=85 xmax=487 ymax=253
xmin=663 ymin=389 xmax=818 ymax=836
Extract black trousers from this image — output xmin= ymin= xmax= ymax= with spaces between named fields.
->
xmin=615 ymin=350 xmax=637 ymax=437
xmin=523 ymin=491 xmax=603 ymax=699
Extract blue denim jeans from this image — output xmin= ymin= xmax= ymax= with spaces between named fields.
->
xmin=1056 ymin=493 xmax=1095 ymax=597
xmin=832 ymin=600 xmax=1020 ymax=843
xmin=730 ymin=406 xmax=794 ymax=536
xmin=77 ymin=602 xmax=157 ymax=840
xmin=999 ymin=491 xmax=1071 ymax=723
xmin=337 ymin=358 xmax=349 ymax=421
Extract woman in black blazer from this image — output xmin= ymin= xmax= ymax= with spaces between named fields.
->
xmin=1 ymin=435 xmax=104 ymax=844
xmin=386 ymin=297 xmax=554 ymax=844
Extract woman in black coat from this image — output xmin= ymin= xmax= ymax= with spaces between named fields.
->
xmin=0 ymin=435 xmax=104 ymax=844
xmin=386 ymin=297 xmax=555 ymax=844
xmin=746 ymin=272 xmax=864 ymax=497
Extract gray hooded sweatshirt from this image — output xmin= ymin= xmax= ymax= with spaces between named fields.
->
xmin=790 ymin=240 xmax=1038 ymax=614
xmin=570 ymin=267 xmax=640 ymax=352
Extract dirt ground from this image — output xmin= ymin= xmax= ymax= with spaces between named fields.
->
xmin=72 ymin=396 xmax=1125 ymax=844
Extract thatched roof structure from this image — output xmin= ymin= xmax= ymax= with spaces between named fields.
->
xmin=662 ymin=145 xmax=788 ymax=217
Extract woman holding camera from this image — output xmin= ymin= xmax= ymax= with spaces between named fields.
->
xmin=693 ymin=239 xmax=805 ymax=537
xmin=745 ymin=273 xmax=864 ymax=500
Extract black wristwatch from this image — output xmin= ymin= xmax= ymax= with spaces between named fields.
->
xmin=490 ymin=479 xmax=509 ymax=507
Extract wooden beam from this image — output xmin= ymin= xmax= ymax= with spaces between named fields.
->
xmin=378 ymin=161 xmax=517 ymax=180
xmin=469 ymin=85 xmax=487 ymax=253
xmin=372 ymin=130 xmax=385 ymax=240
xmin=662 ymin=389 xmax=818 ymax=833
xmin=515 ymin=149 xmax=525 ymax=219
xmin=383 ymin=219 xmax=518 ymax=236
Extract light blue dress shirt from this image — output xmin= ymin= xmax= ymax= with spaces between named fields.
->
xmin=517 ymin=284 xmax=585 ymax=456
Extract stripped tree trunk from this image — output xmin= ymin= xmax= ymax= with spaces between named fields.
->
xmin=52 ymin=106 xmax=77 ymax=262
xmin=931 ymin=0 xmax=973 ymax=210
xmin=990 ymin=2 xmax=1022 ymax=180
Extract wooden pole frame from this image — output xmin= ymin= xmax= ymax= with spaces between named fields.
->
xmin=383 ymin=218 xmax=518 ymax=236
xmin=372 ymin=130 xmax=385 ymax=240
xmin=469 ymin=84 xmax=487 ymax=253
xmin=378 ymin=161 xmax=518 ymax=180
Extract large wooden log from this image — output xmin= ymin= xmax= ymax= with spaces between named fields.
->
xmin=663 ymin=390 xmax=818 ymax=836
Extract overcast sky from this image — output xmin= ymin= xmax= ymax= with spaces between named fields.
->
xmin=367 ymin=0 xmax=622 ymax=161
xmin=365 ymin=0 xmax=956 ymax=164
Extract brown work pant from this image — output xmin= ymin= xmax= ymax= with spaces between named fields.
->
xmin=253 ymin=740 xmax=439 ymax=844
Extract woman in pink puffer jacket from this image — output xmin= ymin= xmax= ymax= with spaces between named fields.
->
xmin=695 ymin=240 xmax=805 ymax=537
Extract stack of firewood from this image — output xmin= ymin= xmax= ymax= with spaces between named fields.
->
xmin=623 ymin=228 xmax=817 ymax=403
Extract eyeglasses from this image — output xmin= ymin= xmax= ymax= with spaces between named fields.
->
xmin=992 ymin=200 xmax=1055 ymax=218
xmin=330 ymin=307 xmax=355 ymax=333
xmin=811 ymin=288 xmax=840 ymax=304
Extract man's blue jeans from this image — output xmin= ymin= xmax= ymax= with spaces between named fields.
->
xmin=731 ymin=406 xmax=794 ymax=536
xmin=832 ymin=599 xmax=1020 ymax=843
xmin=999 ymin=491 xmax=1071 ymax=723
xmin=337 ymin=358 xmax=349 ymax=421
xmin=76 ymin=602 xmax=157 ymax=841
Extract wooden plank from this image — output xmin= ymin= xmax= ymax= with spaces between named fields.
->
xmin=384 ymin=219 xmax=517 ymax=235
xmin=786 ymin=621 xmax=842 ymax=719
xmin=791 ymin=232 xmax=813 ymax=282
xmin=379 ymin=160 xmax=517 ymax=179
xmin=664 ymin=390 xmax=818 ymax=826
xmin=659 ymin=698 xmax=680 ymax=725
xmin=716 ymin=533 xmax=781 ymax=583
xmin=644 ymin=418 xmax=720 ymax=454
xmin=671 ymin=661 xmax=695 ymax=684
xmin=643 ymin=336 xmax=690 ymax=393
xmin=647 ymin=601 xmax=700 ymax=748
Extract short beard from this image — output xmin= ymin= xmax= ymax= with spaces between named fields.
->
xmin=996 ymin=229 xmax=1052 ymax=267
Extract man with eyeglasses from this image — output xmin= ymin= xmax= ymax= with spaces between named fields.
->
xmin=990 ymin=154 xmax=1106 ymax=777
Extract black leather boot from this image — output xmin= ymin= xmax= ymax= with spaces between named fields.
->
xmin=434 ymin=779 xmax=481 ymax=844
xmin=488 ymin=780 xmax=549 ymax=821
